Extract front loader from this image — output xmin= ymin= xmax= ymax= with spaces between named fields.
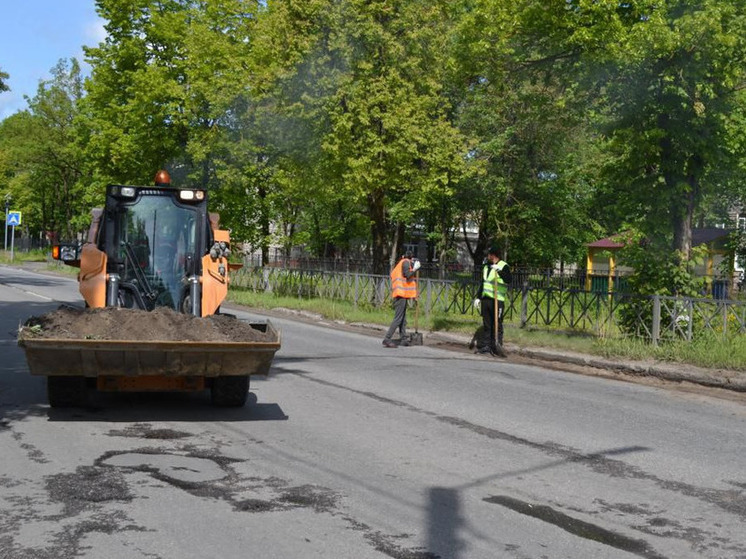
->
xmin=18 ymin=171 xmax=280 ymax=407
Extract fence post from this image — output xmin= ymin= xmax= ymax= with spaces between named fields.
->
xmin=521 ymin=283 xmax=528 ymax=328
xmin=263 ymin=267 xmax=272 ymax=294
xmin=426 ymin=278 xmax=432 ymax=317
xmin=687 ymin=299 xmax=693 ymax=342
xmin=723 ymin=300 xmax=729 ymax=340
xmin=354 ymin=273 xmax=359 ymax=307
xmin=652 ymin=295 xmax=660 ymax=346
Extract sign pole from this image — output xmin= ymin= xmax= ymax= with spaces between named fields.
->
xmin=10 ymin=221 xmax=15 ymax=262
xmin=3 ymin=198 xmax=8 ymax=252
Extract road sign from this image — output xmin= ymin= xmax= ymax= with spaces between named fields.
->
xmin=6 ymin=211 xmax=21 ymax=227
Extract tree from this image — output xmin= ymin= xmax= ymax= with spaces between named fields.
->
xmin=83 ymin=0 xmax=259 ymax=186
xmin=447 ymin=0 xmax=606 ymax=268
xmin=0 ymin=66 xmax=9 ymax=93
xmin=0 ymin=59 xmax=87 ymax=240
xmin=593 ymin=1 xmax=746 ymax=260
xmin=254 ymin=0 xmax=466 ymax=274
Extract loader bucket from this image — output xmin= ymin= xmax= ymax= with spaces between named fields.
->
xmin=18 ymin=321 xmax=281 ymax=379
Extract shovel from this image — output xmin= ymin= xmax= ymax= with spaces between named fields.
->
xmin=409 ymin=271 xmax=424 ymax=345
xmin=492 ymin=276 xmax=506 ymax=357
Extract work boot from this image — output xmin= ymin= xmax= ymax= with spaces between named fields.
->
xmin=382 ymin=339 xmax=397 ymax=348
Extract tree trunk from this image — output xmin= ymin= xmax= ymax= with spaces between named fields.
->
xmin=390 ymin=222 xmax=403 ymax=270
xmin=368 ymin=190 xmax=389 ymax=275
xmin=669 ymin=159 xmax=701 ymax=261
xmin=465 ymin=209 xmax=490 ymax=270
xmin=258 ymin=183 xmax=270 ymax=266
xmin=671 ymin=193 xmax=694 ymax=260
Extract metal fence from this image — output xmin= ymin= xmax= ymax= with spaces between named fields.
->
xmin=243 ymin=255 xmax=743 ymax=298
xmin=231 ymin=267 xmax=746 ymax=343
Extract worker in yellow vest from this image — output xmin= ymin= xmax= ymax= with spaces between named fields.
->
xmin=383 ymin=250 xmax=420 ymax=348
xmin=473 ymin=246 xmax=511 ymax=357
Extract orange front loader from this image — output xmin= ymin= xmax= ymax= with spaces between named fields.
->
xmin=19 ymin=171 xmax=280 ymax=407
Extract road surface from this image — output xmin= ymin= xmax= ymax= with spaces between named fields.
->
xmin=1 ymin=265 xmax=745 ymax=559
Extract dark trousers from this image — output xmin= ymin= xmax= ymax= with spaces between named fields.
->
xmin=384 ymin=297 xmax=408 ymax=341
xmin=479 ymin=297 xmax=504 ymax=350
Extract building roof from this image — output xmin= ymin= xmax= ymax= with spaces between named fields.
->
xmin=692 ymin=227 xmax=732 ymax=246
xmin=588 ymin=228 xmax=733 ymax=250
xmin=587 ymin=235 xmax=626 ymax=249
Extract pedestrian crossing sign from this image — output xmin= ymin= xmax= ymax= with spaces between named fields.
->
xmin=6 ymin=211 xmax=21 ymax=227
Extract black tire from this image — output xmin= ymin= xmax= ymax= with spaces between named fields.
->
xmin=211 ymin=376 xmax=249 ymax=407
xmin=47 ymin=376 xmax=88 ymax=408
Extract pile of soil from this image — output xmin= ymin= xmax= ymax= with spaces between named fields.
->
xmin=19 ymin=306 xmax=273 ymax=342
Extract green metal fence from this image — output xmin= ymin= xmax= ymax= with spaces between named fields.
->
xmin=231 ymin=267 xmax=746 ymax=343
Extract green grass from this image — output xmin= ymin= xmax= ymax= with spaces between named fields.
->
xmin=0 ymin=250 xmax=79 ymax=276
xmin=595 ymin=334 xmax=746 ymax=370
xmin=228 ymin=289 xmax=395 ymax=325
xmin=0 ymin=248 xmax=50 ymax=264
xmin=228 ymin=288 xmax=746 ymax=370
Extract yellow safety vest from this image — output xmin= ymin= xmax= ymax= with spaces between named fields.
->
xmin=482 ymin=261 xmax=508 ymax=302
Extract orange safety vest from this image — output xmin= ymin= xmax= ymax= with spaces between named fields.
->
xmin=390 ymin=258 xmax=418 ymax=299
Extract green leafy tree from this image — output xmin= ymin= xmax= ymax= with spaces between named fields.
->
xmin=83 ymin=0 xmax=258 ymax=186
xmin=448 ymin=0 xmax=606 ymax=268
xmin=0 ymin=59 xmax=87 ymax=240
xmin=593 ymin=1 xmax=746 ymax=261
xmin=255 ymin=0 xmax=465 ymax=273
xmin=0 ymin=66 xmax=9 ymax=93
xmin=83 ymin=0 xmax=294 ymax=259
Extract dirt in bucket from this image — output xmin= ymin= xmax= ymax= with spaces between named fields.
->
xmin=19 ymin=306 xmax=273 ymax=342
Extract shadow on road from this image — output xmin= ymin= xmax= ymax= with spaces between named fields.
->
xmin=427 ymin=487 xmax=466 ymax=559
xmin=422 ymin=445 xmax=652 ymax=559
xmin=45 ymin=391 xmax=288 ymax=423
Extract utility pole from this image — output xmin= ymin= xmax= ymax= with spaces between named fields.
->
xmin=3 ymin=194 xmax=9 ymax=252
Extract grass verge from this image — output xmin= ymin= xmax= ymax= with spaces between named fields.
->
xmin=228 ymin=288 xmax=746 ymax=371
xmin=0 ymin=248 xmax=49 ymax=264
xmin=0 ymin=250 xmax=80 ymax=277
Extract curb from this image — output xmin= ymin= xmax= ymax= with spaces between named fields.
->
xmin=415 ymin=331 xmax=746 ymax=393
xmin=255 ymin=308 xmax=746 ymax=394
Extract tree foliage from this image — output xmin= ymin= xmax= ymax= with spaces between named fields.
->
xmin=0 ymin=59 xmax=87 ymax=240
xmin=0 ymin=0 xmax=744 ymax=288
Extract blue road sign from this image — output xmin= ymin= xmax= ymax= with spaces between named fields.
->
xmin=7 ymin=211 xmax=21 ymax=227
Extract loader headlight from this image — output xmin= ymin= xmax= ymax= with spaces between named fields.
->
xmin=178 ymin=190 xmax=205 ymax=202
xmin=120 ymin=187 xmax=136 ymax=198
xmin=60 ymin=246 xmax=78 ymax=261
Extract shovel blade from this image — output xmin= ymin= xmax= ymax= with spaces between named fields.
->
xmin=410 ymin=332 xmax=424 ymax=346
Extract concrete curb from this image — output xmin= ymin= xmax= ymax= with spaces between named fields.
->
xmin=413 ymin=330 xmax=746 ymax=393
xmin=267 ymin=309 xmax=746 ymax=393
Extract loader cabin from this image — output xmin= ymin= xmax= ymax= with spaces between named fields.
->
xmin=58 ymin=170 xmax=234 ymax=317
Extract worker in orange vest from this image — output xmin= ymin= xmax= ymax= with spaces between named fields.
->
xmin=383 ymin=250 xmax=420 ymax=348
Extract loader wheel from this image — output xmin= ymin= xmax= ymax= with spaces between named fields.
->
xmin=211 ymin=376 xmax=249 ymax=407
xmin=47 ymin=376 xmax=87 ymax=408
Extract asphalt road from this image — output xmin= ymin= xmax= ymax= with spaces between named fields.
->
xmin=1 ymin=265 xmax=745 ymax=559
